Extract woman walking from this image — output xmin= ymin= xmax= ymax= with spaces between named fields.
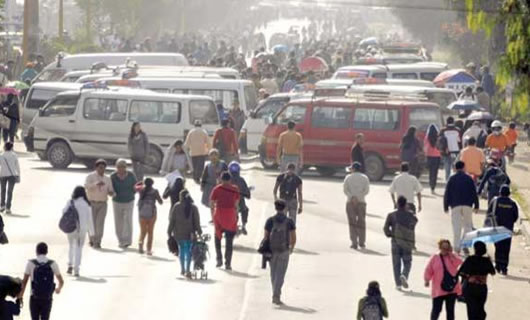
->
xmin=424 ymin=239 xmax=462 ymax=320
xmin=424 ymin=124 xmax=441 ymax=194
xmin=137 ymin=178 xmax=162 ymax=255
xmin=160 ymin=140 xmax=190 ymax=176
xmin=400 ymin=126 xmax=422 ymax=178
xmin=127 ymin=122 xmax=149 ymax=181
xmin=1 ymin=94 xmax=20 ymax=143
xmin=458 ymin=241 xmax=496 ymax=320
xmin=168 ymin=189 xmax=202 ymax=278
xmin=111 ymin=159 xmax=137 ymax=249
xmin=65 ymin=186 xmax=94 ymax=277
xmin=201 ymin=149 xmax=228 ymax=208
xmin=0 ymin=142 xmax=20 ymax=214
xmin=356 ymin=281 xmax=389 ymax=320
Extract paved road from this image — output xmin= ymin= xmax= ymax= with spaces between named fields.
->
xmin=1 ymin=148 xmax=529 ymax=319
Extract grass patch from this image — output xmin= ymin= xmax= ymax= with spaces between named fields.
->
xmin=511 ymin=184 xmax=530 ymax=220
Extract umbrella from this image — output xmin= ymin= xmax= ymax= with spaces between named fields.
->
xmin=467 ymin=111 xmax=494 ymax=121
xmin=272 ymin=44 xmax=289 ymax=53
xmin=460 ymin=226 xmax=512 ymax=248
xmin=359 ymin=37 xmax=378 ymax=47
xmin=165 ymin=170 xmax=183 ymax=188
xmin=6 ymin=81 xmax=30 ymax=90
xmin=433 ymin=69 xmax=476 ymax=87
xmin=447 ymin=100 xmax=482 ymax=111
xmin=299 ymin=56 xmax=329 ymax=73
xmin=0 ymin=87 xmax=19 ymax=96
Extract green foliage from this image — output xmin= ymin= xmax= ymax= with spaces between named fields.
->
xmin=466 ymin=0 xmax=530 ymax=118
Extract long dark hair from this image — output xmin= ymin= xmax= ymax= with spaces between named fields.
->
xmin=366 ymin=281 xmax=382 ymax=297
xmin=426 ymin=124 xmax=439 ymax=148
xmin=129 ymin=122 xmax=141 ymax=139
xmin=179 ymin=189 xmax=194 ymax=219
xmin=402 ymin=126 xmax=417 ymax=148
xmin=140 ymin=178 xmax=154 ymax=200
xmin=72 ymin=186 xmax=90 ymax=205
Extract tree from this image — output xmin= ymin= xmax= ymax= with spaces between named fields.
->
xmin=465 ymin=0 xmax=530 ymax=118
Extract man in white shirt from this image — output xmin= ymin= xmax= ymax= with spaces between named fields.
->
xmin=343 ymin=162 xmax=370 ymax=249
xmin=389 ymin=162 xmax=423 ymax=214
xmin=19 ymin=242 xmax=64 ymax=320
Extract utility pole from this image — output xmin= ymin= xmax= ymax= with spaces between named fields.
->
xmin=86 ymin=0 xmax=91 ymax=41
xmin=22 ymin=0 xmax=29 ymax=65
xmin=59 ymin=0 xmax=64 ymax=43
xmin=22 ymin=0 xmax=39 ymax=65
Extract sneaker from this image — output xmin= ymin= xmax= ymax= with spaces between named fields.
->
xmin=225 ymin=265 xmax=232 ymax=271
xmin=400 ymin=275 xmax=409 ymax=289
xmin=180 ymin=270 xmax=185 ymax=276
xmin=500 ymin=270 xmax=508 ymax=276
xmin=66 ymin=267 xmax=73 ymax=275
xmin=395 ymin=285 xmax=402 ymax=291
xmin=241 ymin=227 xmax=248 ymax=235
xmin=216 ymin=261 xmax=223 ymax=268
xmin=185 ymin=272 xmax=192 ymax=279
xmin=5 ymin=209 xmax=11 ymax=215
xmin=146 ymin=251 xmax=153 ymax=256
xmin=138 ymin=244 xmax=144 ymax=254
xmin=0 ymin=206 xmax=5 ymax=212
xmin=350 ymin=244 xmax=358 ymax=250
xmin=272 ymin=297 xmax=283 ymax=305
xmin=74 ymin=271 xmax=80 ymax=277
xmin=359 ymin=244 xmax=366 ymax=250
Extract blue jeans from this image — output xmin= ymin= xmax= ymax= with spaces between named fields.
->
xmin=178 ymin=240 xmax=193 ymax=273
xmin=444 ymin=154 xmax=457 ymax=181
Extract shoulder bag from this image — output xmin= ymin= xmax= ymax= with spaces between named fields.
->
xmin=440 ymin=254 xmax=458 ymax=292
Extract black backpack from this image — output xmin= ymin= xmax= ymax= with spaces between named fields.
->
xmin=31 ymin=260 xmax=56 ymax=299
xmin=59 ymin=200 xmax=79 ymax=234
xmin=361 ymin=296 xmax=383 ymax=320
xmin=489 ymin=169 xmax=507 ymax=189
xmin=440 ymin=255 xmax=458 ymax=292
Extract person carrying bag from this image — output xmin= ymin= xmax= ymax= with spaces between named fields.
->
xmin=0 ymin=142 xmax=20 ymax=215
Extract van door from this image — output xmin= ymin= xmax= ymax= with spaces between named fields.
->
xmin=33 ymin=95 xmax=79 ymax=151
xmin=306 ymin=104 xmax=353 ymax=166
xmin=244 ymin=97 xmax=289 ymax=152
xmin=188 ymin=99 xmax=219 ymax=137
xmin=23 ymin=88 xmax=62 ymax=128
xmin=72 ymin=97 xmax=129 ymax=159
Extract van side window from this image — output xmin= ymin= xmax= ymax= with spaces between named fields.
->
xmin=311 ymin=106 xmax=352 ymax=129
xmin=420 ymin=72 xmax=440 ymax=81
xmin=372 ymin=73 xmax=387 ymax=79
xmin=392 ymin=73 xmax=418 ymax=79
xmin=83 ymin=98 xmax=128 ymax=121
xmin=277 ymin=105 xmax=307 ymax=124
xmin=27 ymin=89 xmax=60 ymax=109
xmin=129 ymin=100 xmax=181 ymax=123
xmin=41 ymin=96 xmax=79 ymax=117
xmin=353 ymin=108 xmax=400 ymax=130
xmin=189 ymin=100 xmax=218 ymax=125
xmin=256 ymin=99 xmax=288 ymax=119
xmin=189 ymin=89 xmax=239 ymax=110
xmin=409 ymin=108 xmax=442 ymax=131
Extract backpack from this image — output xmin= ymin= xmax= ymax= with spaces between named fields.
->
xmin=269 ymin=218 xmax=289 ymax=253
xmin=361 ymin=296 xmax=383 ymax=320
xmin=31 ymin=260 xmax=56 ymax=299
xmin=488 ymin=169 xmax=507 ymax=189
xmin=59 ymin=200 xmax=79 ymax=234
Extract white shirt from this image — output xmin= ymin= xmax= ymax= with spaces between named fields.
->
xmin=463 ymin=126 xmax=485 ymax=142
xmin=64 ymin=198 xmax=95 ymax=236
xmin=389 ymin=172 xmax=423 ymax=204
xmin=343 ymin=172 xmax=370 ymax=203
xmin=443 ymin=128 xmax=461 ymax=153
xmin=0 ymin=151 xmax=20 ymax=178
xmin=24 ymin=255 xmax=61 ymax=281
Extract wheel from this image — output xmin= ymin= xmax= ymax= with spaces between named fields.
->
xmin=47 ymin=141 xmax=74 ymax=169
xmin=365 ymin=154 xmax=385 ymax=181
xmin=143 ymin=146 xmax=163 ymax=174
xmin=260 ymin=156 xmax=278 ymax=170
xmin=316 ymin=166 xmax=336 ymax=177
xmin=36 ymin=151 xmax=47 ymax=161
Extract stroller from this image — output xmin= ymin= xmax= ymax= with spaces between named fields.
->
xmin=191 ymin=234 xmax=211 ymax=280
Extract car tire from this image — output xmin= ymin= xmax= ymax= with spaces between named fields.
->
xmin=47 ymin=141 xmax=73 ymax=169
xmin=36 ymin=151 xmax=47 ymax=161
xmin=260 ymin=157 xmax=278 ymax=170
xmin=316 ymin=166 xmax=336 ymax=177
xmin=365 ymin=154 xmax=385 ymax=181
xmin=144 ymin=146 xmax=163 ymax=174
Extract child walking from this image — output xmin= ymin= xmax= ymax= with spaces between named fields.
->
xmin=137 ymin=178 xmax=163 ymax=255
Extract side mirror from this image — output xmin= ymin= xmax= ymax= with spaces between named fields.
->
xmin=264 ymin=116 xmax=273 ymax=125
xmin=38 ymin=109 xmax=44 ymax=117
xmin=249 ymin=110 xmax=256 ymax=119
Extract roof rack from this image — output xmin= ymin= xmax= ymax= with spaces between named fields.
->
xmin=345 ymin=90 xmax=429 ymax=102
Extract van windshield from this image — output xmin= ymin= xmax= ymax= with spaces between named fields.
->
xmin=409 ymin=108 xmax=442 ymax=131
xmin=27 ymin=89 xmax=62 ymax=110
xmin=34 ymin=69 xmax=67 ymax=82
xmin=189 ymin=100 xmax=218 ymax=125
xmin=41 ymin=96 xmax=79 ymax=117
xmin=189 ymin=89 xmax=239 ymax=110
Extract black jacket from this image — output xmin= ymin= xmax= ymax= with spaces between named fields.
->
xmin=489 ymin=196 xmax=519 ymax=231
xmin=444 ymin=171 xmax=479 ymax=211
xmin=351 ymin=144 xmax=365 ymax=172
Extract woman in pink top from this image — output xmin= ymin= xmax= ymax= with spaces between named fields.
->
xmin=424 ymin=239 xmax=463 ymax=320
xmin=424 ymin=124 xmax=442 ymax=194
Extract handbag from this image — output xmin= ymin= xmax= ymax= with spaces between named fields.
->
xmin=1 ymin=156 xmax=19 ymax=183
xmin=440 ymin=254 xmax=458 ymax=292
xmin=0 ymin=231 xmax=8 ymax=244
xmin=167 ymin=237 xmax=179 ymax=256
xmin=0 ymin=114 xmax=10 ymax=129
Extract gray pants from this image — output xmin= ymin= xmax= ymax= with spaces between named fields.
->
xmin=113 ymin=201 xmax=134 ymax=247
xmin=346 ymin=201 xmax=366 ymax=247
xmin=282 ymin=198 xmax=298 ymax=224
xmin=280 ymin=155 xmax=299 ymax=172
xmin=391 ymin=242 xmax=412 ymax=287
xmin=90 ymin=201 xmax=107 ymax=246
xmin=132 ymin=160 xmax=145 ymax=182
xmin=270 ymin=250 xmax=290 ymax=300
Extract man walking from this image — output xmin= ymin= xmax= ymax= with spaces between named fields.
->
xmin=19 ymin=242 xmax=64 ymax=320
xmin=459 ymin=137 xmax=485 ymax=180
xmin=443 ymin=161 xmax=479 ymax=254
xmin=350 ymin=133 xmax=365 ymax=173
xmin=264 ymin=200 xmax=296 ymax=305
xmin=111 ymin=159 xmax=137 ymax=249
xmin=389 ymin=162 xmax=422 ymax=214
xmin=184 ymin=120 xmax=211 ymax=183
xmin=84 ymin=159 xmax=115 ymax=249
xmin=439 ymin=117 xmax=462 ymax=181
xmin=384 ymin=196 xmax=418 ymax=291
xmin=491 ymin=185 xmax=519 ymax=275
xmin=273 ymin=163 xmax=303 ymax=225
xmin=276 ymin=121 xmax=303 ymax=172
xmin=343 ymin=162 xmax=370 ymax=249
xmin=212 ymin=119 xmax=239 ymax=163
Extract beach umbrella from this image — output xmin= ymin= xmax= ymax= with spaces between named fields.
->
xmin=460 ymin=226 xmax=512 ymax=248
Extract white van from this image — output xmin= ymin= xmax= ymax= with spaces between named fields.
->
xmin=24 ymin=88 xmax=218 ymax=172
xmin=316 ymin=78 xmax=435 ymax=89
xmin=96 ymin=77 xmax=258 ymax=113
xmin=22 ymin=82 xmax=83 ymax=130
xmin=34 ymin=53 xmax=189 ymax=83
xmin=333 ymin=62 xmax=448 ymax=81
